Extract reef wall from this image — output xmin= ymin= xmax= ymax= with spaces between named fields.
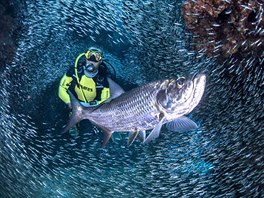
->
xmin=182 ymin=0 xmax=264 ymax=60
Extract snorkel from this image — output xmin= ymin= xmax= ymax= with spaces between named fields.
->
xmin=74 ymin=53 xmax=87 ymax=103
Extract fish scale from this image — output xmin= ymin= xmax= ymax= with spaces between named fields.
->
xmin=88 ymin=81 xmax=163 ymax=132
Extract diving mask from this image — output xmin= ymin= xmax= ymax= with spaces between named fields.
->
xmin=85 ymin=49 xmax=103 ymax=62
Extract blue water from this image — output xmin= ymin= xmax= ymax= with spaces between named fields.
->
xmin=0 ymin=0 xmax=263 ymax=197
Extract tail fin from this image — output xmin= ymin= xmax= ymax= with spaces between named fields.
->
xmin=61 ymin=91 xmax=84 ymax=134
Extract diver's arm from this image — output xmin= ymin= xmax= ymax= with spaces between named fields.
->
xmin=58 ymin=74 xmax=73 ymax=105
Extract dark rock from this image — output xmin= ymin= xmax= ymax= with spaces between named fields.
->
xmin=182 ymin=0 xmax=264 ymax=60
xmin=0 ymin=0 xmax=21 ymax=69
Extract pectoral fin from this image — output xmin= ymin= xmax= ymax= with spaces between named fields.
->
xmin=101 ymin=127 xmax=113 ymax=147
xmin=90 ymin=121 xmax=113 ymax=147
xmin=128 ymin=130 xmax=139 ymax=146
xmin=166 ymin=116 xmax=198 ymax=132
xmin=137 ymin=131 xmax=146 ymax=142
xmin=144 ymin=115 xmax=165 ymax=144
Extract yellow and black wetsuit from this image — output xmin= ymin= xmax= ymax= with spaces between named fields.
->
xmin=58 ymin=61 xmax=110 ymax=105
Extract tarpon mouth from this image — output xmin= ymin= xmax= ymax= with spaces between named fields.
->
xmin=192 ymin=73 xmax=206 ymax=98
xmin=187 ymin=73 xmax=206 ymax=113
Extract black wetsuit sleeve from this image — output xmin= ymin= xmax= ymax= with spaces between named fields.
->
xmin=65 ymin=66 xmax=74 ymax=77
xmin=101 ymin=62 xmax=112 ymax=77
xmin=97 ymin=63 xmax=110 ymax=87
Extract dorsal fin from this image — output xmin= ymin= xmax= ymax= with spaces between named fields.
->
xmin=107 ymin=77 xmax=125 ymax=99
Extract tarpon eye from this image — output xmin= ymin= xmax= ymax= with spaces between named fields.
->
xmin=176 ymin=77 xmax=185 ymax=88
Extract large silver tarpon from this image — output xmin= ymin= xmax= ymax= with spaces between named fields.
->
xmin=62 ymin=74 xmax=206 ymax=146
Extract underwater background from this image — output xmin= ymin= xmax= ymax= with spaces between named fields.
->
xmin=0 ymin=0 xmax=263 ymax=197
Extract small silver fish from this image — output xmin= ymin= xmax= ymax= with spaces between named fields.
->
xmin=62 ymin=74 xmax=206 ymax=146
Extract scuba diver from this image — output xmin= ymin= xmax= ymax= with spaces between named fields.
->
xmin=58 ymin=47 xmax=124 ymax=134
